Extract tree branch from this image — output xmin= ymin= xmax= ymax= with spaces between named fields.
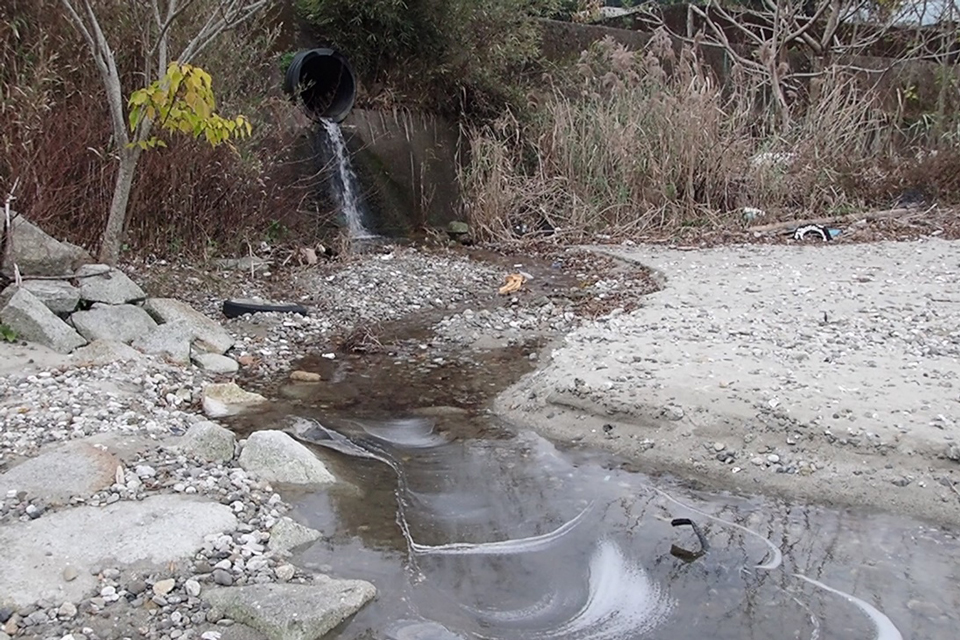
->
xmin=178 ymin=0 xmax=268 ymax=63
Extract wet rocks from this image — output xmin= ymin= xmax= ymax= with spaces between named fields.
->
xmin=76 ymin=264 xmax=146 ymax=304
xmin=202 ymin=382 xmax=268 ymax=418
xmin=201 ymin=579 xmax=376 ymax=640
xmin=267 ymin=517 xmax=323 ymax=555
xmin=238 ymin=431 xmax=335 ymax=486
xmin=179 ymin=421 xmax=237 ymax=462
xmin=0 ymin=287 xmax=87 ymax=353
xmin=290 ymin=370 xmax=322 ymax=382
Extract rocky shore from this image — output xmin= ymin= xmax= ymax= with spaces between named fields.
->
xmin=4 ymin=224 xmax=960 ymax=639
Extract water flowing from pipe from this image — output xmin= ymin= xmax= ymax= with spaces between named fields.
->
xmin=321 ymin=118 xmax=373 ymax=238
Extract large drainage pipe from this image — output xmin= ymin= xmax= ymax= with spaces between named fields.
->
xmin=283 ymin=48 xmax=357 ymax=123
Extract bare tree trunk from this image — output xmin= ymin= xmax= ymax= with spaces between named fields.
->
xmin=99 ymin=146 xmax=142 ymax=265
xmin=61 ymin=0 xmax=268 ymax=266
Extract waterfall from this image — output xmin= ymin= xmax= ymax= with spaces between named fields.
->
xmin=321 ymin=118 xmax=373 ymax=238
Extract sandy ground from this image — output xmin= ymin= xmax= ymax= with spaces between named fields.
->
xmin=497 ymin=238 xmax=960 ymax=526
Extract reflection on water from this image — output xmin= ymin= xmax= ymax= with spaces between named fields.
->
xmin=287 ymin=415 xmax=959 ymax=640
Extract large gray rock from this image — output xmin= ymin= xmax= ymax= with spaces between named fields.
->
xmin=76 ymin=264 xmax=146 ymax=304
xmin=0 ymin=287 xmax=87 ymax=353
xmin=0 ymin=494 xmax=237 ymax=608
xmin=143 ymin=298 xmax=234 ymax=354
xmin=2 ymin=214 xmax=91 ymax=277
xmin=202 ymin=382 xmax=267 ymax=418
xmin=268 ymin=517 xmax=323 ymax=555
xmin=179 ymin=420 xmax=236 ymax=462
xmin=71 ymin=303 xmax=158 ymax=344
xmin=0 ymin=441 xmax=119 ymax=505
xmin=21 ymin=279 xmax=81 ymax=314
xmin=192 ymin=352 xmax=240 ymax=375
xmin=71 ymin=339 xmax=143 ymax=366
xmin=202 ymin=580 xmax=376 ymax=640
xmin=238 ymin=430 xmax=335 ymax=486
xmin=132 ymin=319 xmax=193 ymax=364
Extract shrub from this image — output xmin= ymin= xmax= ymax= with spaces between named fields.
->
xmin=296 ymin=0 xmax=562 ymax=117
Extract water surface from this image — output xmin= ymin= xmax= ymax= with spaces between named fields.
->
xmin=287 ymin=414 xmax=958 ymax=640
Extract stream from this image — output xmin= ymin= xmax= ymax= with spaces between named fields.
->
xmin=268 ymin=411 xmax=959 ymax=640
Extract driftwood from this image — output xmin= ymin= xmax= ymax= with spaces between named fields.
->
xmin=746 ymin=207 xmax=920 ymax=234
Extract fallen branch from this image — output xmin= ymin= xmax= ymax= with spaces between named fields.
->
xmin=746 ymin=206 xmax=922 ymax=234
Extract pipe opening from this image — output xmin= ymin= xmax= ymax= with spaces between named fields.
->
xmin=283 ymin=49 xmax=357 ymax=123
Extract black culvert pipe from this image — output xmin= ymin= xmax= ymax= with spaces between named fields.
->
xmin=283 ymin=49 xmax=357 ymax=123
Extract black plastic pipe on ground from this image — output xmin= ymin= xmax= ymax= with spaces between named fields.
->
xmin=283 ymin=49 xmax=357 ymax=123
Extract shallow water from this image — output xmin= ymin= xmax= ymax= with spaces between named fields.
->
xmin=287 ymin=414 xmax=959 ymax=640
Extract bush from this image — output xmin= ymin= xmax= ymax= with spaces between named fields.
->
xmin=297 ymin=0 xmax=562 ymax=117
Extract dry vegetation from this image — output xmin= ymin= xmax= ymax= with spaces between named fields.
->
xmin=1 ymin=0 xmax=332 ymax=259
xmin=461 ymin=23 xmax=960 ymax=242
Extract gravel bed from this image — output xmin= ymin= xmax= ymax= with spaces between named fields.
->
xmin=0 ymin=243 xmax=664 ymax=640
xmin=0 ymin=362 xmax=202 ymax=462
xmin=0 ymin=358 xmax=307 ymax=640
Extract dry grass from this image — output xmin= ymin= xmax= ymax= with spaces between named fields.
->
xmin=461 ymin=30 xmax=960 ymax=242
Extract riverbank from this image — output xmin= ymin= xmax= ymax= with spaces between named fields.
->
xmin=496 ymin=238 xmax=960 ymax=527
xmin=2 ymin=236 xmax=959 ymax=639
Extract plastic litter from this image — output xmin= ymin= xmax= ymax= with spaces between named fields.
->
xmin=793 ymin=224 xmax=841 ymax=241
xmin=498 ymin=273 xmax=525 ymax=295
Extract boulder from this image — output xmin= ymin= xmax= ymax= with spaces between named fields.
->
xmin=132 ymin=319 xmax=194 ymax=364
xmin=192 ymin=352 xmax=240 ymax=375
xmin=238 ymin=430 xmax=335 ymax=486
xmin=20 ymin=279 xmax=81 ymax=314
xmin=71 ymin=339 xmax=142 ymax=366
xmin=1 ymin=214 xmax=91 ymax=277
xmin=267 ymin=517 xmax=323 ymax=555
xmin=143 ymin=298 xmax=234 ymax=354
xmin=202 ymin=382 xmax=267 ymax=418
xmin=71 ymin=303 xmax=158 ymax=344
xmin=179 ymin=421 xmax=236 ymax=462
xmin=76 ymin=264 xmax=146 ymax=304
xmin=202 ymin=579 xmax=375 ymax=640
xmin=0 ymin=441 xmax=119 ymax=505
xmin=0 ymin=494 xmax=237 ymax=608
xmin=0 ymin=287 xmax=86 ymax=353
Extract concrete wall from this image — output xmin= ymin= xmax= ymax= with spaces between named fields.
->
xmin=342 ymin=109 xmax=462 ymax=236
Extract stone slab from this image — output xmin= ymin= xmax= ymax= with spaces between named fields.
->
xmin=0 ymin=494 xmax=237 ymax=608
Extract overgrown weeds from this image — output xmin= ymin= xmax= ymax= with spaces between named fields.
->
xmin=461 ymin=31 xmax=960 ymax=242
